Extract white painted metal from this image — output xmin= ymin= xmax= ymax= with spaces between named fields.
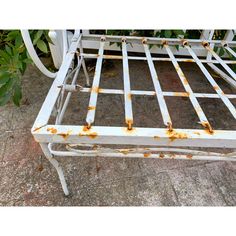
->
xmin=164 ymin=43 xmax=210 ymax=129
xmin=86 ymin=38 xmax=105 ymax=127
xmin=143 ymin=42 xmax=172 ymax=128
xmin=21 ymin=30 xmax=57 ymax=78
xmin=22 ymin=30 xmax=236 ymax=195
xmin=122 ymin=38 xmax=133 ymax=129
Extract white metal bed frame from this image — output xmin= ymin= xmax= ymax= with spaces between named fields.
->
xmin=21 ymin=30 xmax=236 ymax=196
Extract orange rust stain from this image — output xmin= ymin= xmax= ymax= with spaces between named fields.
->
xmin=186 ymin=154 xmax=193 ymax=159
xmin=167 ymin=122 xmax=173 ymax=132
xmin=88 ymin=106 xmax=95 ymax=111
xmin=201 ymin=122 xmax=214 ymax=135
xmin=83 ymin=125 xmax=91 ymax=132
xmin=126 ymin=119 xmax=133 ymax=131
xmin=33 ymin=127 xmax=42 ymax=132
xmin=58 ymin=131 xmax=72 ymax=140
xmin=79 ymin=132 xmax=98 ymax=139
xmin=47 ymin=127 xmax=57 ymax=134
xmin=127 ymin=93 xmax=132 ymax=101
xmin=170 ymin=154 xmax=176 ymax=159
xmin=154 ymin=136 xmax=160 ymax=140
xmin=184 ymin=59 xmax=193 ymax=62
xmin=213 ymin=85 xmax=219 ymax=90
xmin=119 ymin=149 xmax=130 ymax=155
xmin=166 ymin=129 xmax=188 ymax=142
xmin=91 ymin=86 xmax=100 ymax=93
xmin=173 ymin=92 xmax=189 ymax=97
xmin=193 ymin=131 xmax=201 ymax=135
xmin=143 ymin=153 xmax=151 ymax=158
xmin=183 ymin=78 xmax=188 ymax=85
xmin=159 ymin=153 xmax=165 ymax=159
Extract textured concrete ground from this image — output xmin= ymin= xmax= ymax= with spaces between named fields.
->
xmin=0 ymin=54 xmax=236 ymax=206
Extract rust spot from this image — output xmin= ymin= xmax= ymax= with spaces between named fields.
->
xmin=193 ymin=131 xmax=201 ymax=135
xmin=186 ymin=154 xmax=193 ymax=159
xmin=83 ymin=125 xmax=91 ymax=132
xmin=126 ymin=119 xmax=133 ymax=131
xmin=47 ymin=127 xmax=57 ymax=134
xmin=166 ymin=129 xmax=188 ymax=141
xmin=159 ymin=153 xmax=165 ymax=159
xmin=183 ymin=78 xmax=188 ymax=85
xmin=143 ymin=153 xmax=151 ymax=158
xmin=91 ymin=86 xmax=100 ymax=93
xmin=33 ymin=124 xmax=47 ymax=132
xmin=58 ymin=131 xmax=72 ymax=140
xmin=201 ymin=122 xmax=214 ymax=134
xmin=181 ymin=39 xmax=189 ymax=46
xmin=88 ymin=106 xmax=95 ymax=110
xmin=202 ymin=41 xmax=209 ymax=47
xmin=170 ymin=153 xmax=176 ymax=159
xmin=154 ymin=136 xmax=160 ymax=140
xmin=33 ymin=127 xmax=42 ymax=132
xmin=184 ymin=59 xmax=193 ymax=62
xmin=119 ymin=149 xmax=130 ymax=155
xmin=167 ymin=122 xmax=173 ymax=132
xmin=142 ymin=38 xmax=147 ymax=44
xmin=127 ymin=93 xmax=132 ymax=101
xmin=213 ymin=85 xmax=220 ymax=90
xmin=79 ymin=132 xmax=98 ymax=139
xmin=162 ymin=40 xmax=168 ymax=45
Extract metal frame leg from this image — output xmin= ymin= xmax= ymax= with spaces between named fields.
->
xmin=40 ymin=143 xmax=69 ymax=196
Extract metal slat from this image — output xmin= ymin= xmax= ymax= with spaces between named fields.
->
xmin=185 ymin=43 xmax=236 ymax=119
xmin=143 ymin=41 xmax=172 ymax=129
xmin=203 ymin=43 xmax=236 ymax=81
xmin=164 ymin=43 xmax=212 ymax=132
xmin=81 ymin=52 xmax=236 ymax=64
xmin=79 ymin=87 xmax=236 ymax=99
xmin=86 ymin=37 xmax=105 ymax=127
xmin=122 ymin=38 xmax=133 ymax=130
xmin=224 ymin=45 xmax=236 ymax=59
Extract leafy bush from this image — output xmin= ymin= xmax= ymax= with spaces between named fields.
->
xmin=0 ymin=30 xmax=50 ymax=106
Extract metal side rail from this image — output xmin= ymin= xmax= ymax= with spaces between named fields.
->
xmin=30 ymin=34 xmax=236 ymax=195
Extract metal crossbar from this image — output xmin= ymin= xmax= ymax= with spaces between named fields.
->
xmin=30 ymin=33 xmax=236 ymax=195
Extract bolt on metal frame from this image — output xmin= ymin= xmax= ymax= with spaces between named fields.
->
xmin=29 ymin=31 xmax=236 ymax=196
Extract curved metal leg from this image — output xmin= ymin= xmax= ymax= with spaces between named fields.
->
xmin=40 ymin=143 xmax=69 ymax=196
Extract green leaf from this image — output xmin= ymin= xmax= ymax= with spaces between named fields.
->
xmin=13 ymin=84 xmax=22 ymax=106
xmin=0 ymin=71 xmax=10 ymax=85
xmin=173 ymin=30 xmax=185 ymax=37
xmin=219 ymin=48 xmax=225 ymax=57
xmin=0 ymin=78 xmax=15 ymax=97
xmin=0 ymin=92 xmax=11 ymax=106
xmin=164 ymin=30 xmax=172 ymax=38
xmin=175 ymin=45 xmax=180 ymax=51
xmin=0 ymin=49 xmax=11 ymax=62
xmin=37 ymin=39 xmax=48 ymax=53
xmin=5 ymin=45 xmax=12 ymax=55
xmin=33 ymin=30 xmax=43 ymax=45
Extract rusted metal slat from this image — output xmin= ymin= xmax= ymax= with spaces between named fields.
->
xmin=85 ymin=37 xmax=105 ymax=128
xmin=143 ymin=41 xmax=172 ymax=129
xmin=185 ymin=43 xmax=236 ymax=120
xmin=79 ymin=87 xmax=236 ymax=99
xmin=80 ymin=52 xmax=236 ymax=64
xmin=122 ymin=38 xmax=133 ymax=130
xmin=203 ymin=42 xmax=236 ymax=81
xmin=164 ymin=43 xmax=212 ymax=132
